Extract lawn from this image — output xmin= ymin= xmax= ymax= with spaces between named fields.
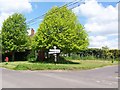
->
xmin=0 ymin=60 xmax=118 ymax=70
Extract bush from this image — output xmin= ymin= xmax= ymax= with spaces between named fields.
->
xmin=71 ymin=54 xmax=80 ymax=60
xmin=27 ymin=50 xmax=37 ymax=62
xmin=80 ymin=55 xmax=96 ymax=60
xmin=63 ymin=54 xmax=80 ymax=60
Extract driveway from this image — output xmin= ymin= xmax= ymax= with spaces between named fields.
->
xmin=1 ymin=65 xmax=118 ymax=88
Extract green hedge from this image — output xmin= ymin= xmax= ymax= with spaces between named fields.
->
xmin=62 ymin=48 xmax=120 ymax=60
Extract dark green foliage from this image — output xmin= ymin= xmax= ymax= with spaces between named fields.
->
xmin=27 ymin=50 xmax=37 ymax=62
xmin=2 ymin=51 xmax=30 ymax=61
xmin=64 ymin=54 xmax=81 ymax=60
xmin=65 ymin=48 xmax=120 ymax=60
xmin=43 ymin=56 xmax=80 ymax=64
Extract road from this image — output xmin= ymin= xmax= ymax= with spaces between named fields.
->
xmin=1 ymin=65 xmax=118 ymax=88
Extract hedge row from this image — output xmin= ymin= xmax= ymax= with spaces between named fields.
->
xmin=77 ymin=48 xmax=120 ymax=60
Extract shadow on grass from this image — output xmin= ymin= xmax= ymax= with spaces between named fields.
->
xmin=31 ymin=56 xmax=80 ymax=64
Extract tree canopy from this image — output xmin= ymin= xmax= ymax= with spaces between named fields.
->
xmin=1 ymin=13 xmax=29 ymax=54
xmin=33 ymin=6 xmax=89 ymax=53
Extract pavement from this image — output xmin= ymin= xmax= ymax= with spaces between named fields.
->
xmin=0 ymin=65 xmax=119 ymax=88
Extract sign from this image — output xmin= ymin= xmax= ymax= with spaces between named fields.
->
xmin=49 ymin=46 xmax=60 ymax=54
xmin=49 ymin=49 xmax=60 ymax=52
xmin=48 ymin=46 xmax=60 ymax=63
xmin=49 ymin=51 xmax=60 ymax=54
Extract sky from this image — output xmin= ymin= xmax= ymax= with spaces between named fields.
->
xmin=0 ymin=0 xmax=119 ymax=49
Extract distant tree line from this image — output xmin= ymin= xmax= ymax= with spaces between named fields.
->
xmin=78 ymin=48 xmax=120 ymax=60
xmin=61 ymin=47 xmax=119 ymax=61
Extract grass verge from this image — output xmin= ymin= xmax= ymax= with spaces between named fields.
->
xmin=0 ymin=60 xmax=118 ymax=70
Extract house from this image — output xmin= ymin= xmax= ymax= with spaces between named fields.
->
xmin=27 ymin=28 xmax=35 ymax=37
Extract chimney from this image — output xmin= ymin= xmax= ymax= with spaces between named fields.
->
xmin=30 ymin=28 xmax=34 ymax=36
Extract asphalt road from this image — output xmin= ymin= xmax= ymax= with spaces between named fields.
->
xmin=1 ymin=65 xmax=119 ymax=88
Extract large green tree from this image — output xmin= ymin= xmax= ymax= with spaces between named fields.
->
xmin=33 ymin=6 xmax=89 ymax=53
xmin=1 ymin=13 xmax=29 ymax=61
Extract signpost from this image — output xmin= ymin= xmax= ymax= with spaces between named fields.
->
xmin=48 ymin=46 xmax=60 ymax=63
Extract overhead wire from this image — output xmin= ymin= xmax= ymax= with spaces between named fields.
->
xmin=26 ymin=0 xmax=79 ymax=24
xmin=26 ymin=0 xmax=85 ymax=25
xmin=26 ymin=0 xmax=76 ymax=24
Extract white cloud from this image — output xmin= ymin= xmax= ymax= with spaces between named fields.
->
xmin=74 ymin=0 xmax=104 ymax=17
xmin=73 ymin=0 xmax=118 ymax=49
xmin=0 ymin=0 xmax=32 ymax=30
xmin=89 ymin=36 xmax=118 ymax=49
xmin=0 ymin=0 xmax=32 ymax=13
xmin=0 ymin=13 xmax=12 ymax=30
xmin=73 ymin=0 xmax=118 ymax=35
xmin=85 ymin=21 xmax=118 ymax=35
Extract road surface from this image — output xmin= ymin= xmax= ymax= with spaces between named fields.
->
xmin=1 ymin=65 xmax=118 ymax=88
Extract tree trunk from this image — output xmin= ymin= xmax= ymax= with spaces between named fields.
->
xmin=38 ymin=49 xmax=45 ymax=61
xmin=41 ymin=49 xmax=45 ymax=61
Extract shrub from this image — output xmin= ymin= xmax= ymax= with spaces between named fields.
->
xmin=27 ymin=50 xmax=37 ymax=62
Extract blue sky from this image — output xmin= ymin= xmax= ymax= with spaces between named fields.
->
xmin=24 ymin=2 xmax=65 ymax=30
xmin=24 ymin=2 xmax=117 ymax=31
xmin=0 ymin=0 xmax=118 ymax=49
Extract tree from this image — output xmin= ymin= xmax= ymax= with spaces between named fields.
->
xmin=33 ymin=6 xmax=89 ymax=54
xmin=102 ymin=46 xmax=113 ymax=60
xmin=1 ymin=13 xmax=29 ymax=61
xmin=102 ymin=46 xmax=109 ymax=50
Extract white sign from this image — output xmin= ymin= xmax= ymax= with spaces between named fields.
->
xmin=49 ymin=46 xmax=60 ymax=54
xmin=48 ymin=46 xmax=60 ymax=63
xmin=49 ymin=49 xmax=60 ymax=52
xmin=49 ymin=51 xmax=60 ymax=54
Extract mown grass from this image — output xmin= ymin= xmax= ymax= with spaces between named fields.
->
xmin=0 ymin=60 xmax=118 ymax=70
